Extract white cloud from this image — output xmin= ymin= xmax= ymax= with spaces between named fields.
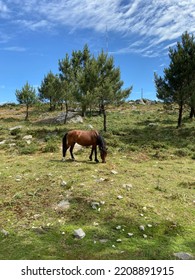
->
xmin=1 ymin=46 xmax=26 ymax=52
xmin=2 ymin=0 xmax=195 ymax=57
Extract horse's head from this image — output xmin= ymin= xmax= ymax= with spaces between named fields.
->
xmin=97 ymin=134 xmax=107 ymax=163
xmin=100 ymin=147 xmax=107 ymax=163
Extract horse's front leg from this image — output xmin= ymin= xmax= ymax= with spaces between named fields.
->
xmin=70 ymin=143 xmax=75 ymax=160
xmin=89 ymin=147 xmax=93 ymax=161
xmin=94 ymin=145 xmax=99 ymax=163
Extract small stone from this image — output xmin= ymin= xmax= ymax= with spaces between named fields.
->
xmin=128 ymin=233 xmax=134 ymax=237
xmin=99 ymin=239 xmax=108 ymax=243
xmin=123 ymin=184 xmax=133 ymax=190
xmin=116 ymin=225 xmax=122 ymax=230
xmin=93 ymin=222 xmax=99 ymax=226
xmin=117 ymin=195 xmax=123 ymax=200
xmin=62 ymin=232 xmax=65 ymax=235
xmin=1 ymin=229 xmax=9 ymax=236
xmin=96 ymin=178 xmax=105 ymax=182
xmin=116 ymin=239 xmax=122 ymax=242
xmin=142 ymin=206 xmax=147 ymax=212
xmin=15 ymin=175 xmax=22 ymax=182
xmin=73 ymin=228 xmax=85 ymax=239
xmin=61 ymin=180 xmax=67 ymax=187
xmin=147 ymin=224 xmax=152 ymax=228
xmin=23 ymin=135 xmax=33 ymax=140
xmin=91 ymin=202 xmax=100 ymax=210
xmin=111 ymin=170 xmax=118 ymax=175
xmin=143 ymin=234 xmax=148 ymax=238
xmin=173 ymin=252 xmax=193 ymax=260
xmin=139 ymin=225 xmax=145 ymax=231
xmin=55 ymin=200 xmax=70 ymax=211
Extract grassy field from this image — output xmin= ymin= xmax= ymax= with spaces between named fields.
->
xmin=0 ymin=103 xmax=194 ymax=260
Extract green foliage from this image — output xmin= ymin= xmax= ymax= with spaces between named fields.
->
xmin=43 ymin=140 xmax=59 ymax=153
xmin=155 ymin=31 xmax=195 ymax=127
xmin=15 ymin=82 xmax=37 ymax=120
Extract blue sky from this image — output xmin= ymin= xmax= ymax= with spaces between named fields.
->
xmin=1 ymin=0 xmax=195 ymax=103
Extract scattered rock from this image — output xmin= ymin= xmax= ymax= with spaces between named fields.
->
xmin=148 ymin=123 xmax=158 ymax=127
xmin=116 ymin=239 xmax=122 ymax=243
xmin=147 ymin=224 xmax=152 ymax=228
xmin=123 ymin=183 xmax=133 ymax=190
xmin=55 ymin=200 xmax=70 ymax=212
xmin=1 ymin=229 xmax=9 ymax=236
xmin=111 ymin=170 xmax=118 ymax=175
xmin=117 ymin=195 xmax=123 ymax=200
xmin=9 ymin=125 xmax=23 ymax=131
xmin=0 ymin=140 xmax=6 ymax=145
xmin=127 ymin=233 xmax=134 ymax=237
xmin=15 ymin=175 xmax=22 ymax=182
xmin=32 ymin=226 xmax=46 ymax=234
xmin=173 ymin=252 xmax=194 ymax=260
xmin=73 ymin=228 xmax=85 ymax=239
xmin=116 ymin=225 xmax=122 ymax=230
xmin=99 ymin=239 xmax=108 ymax=243
xmin=23 ymin=135 xmax=33 ymax=140
xmin=60 ymin=180 xmax=67 ymax=187
xmin=139 ymin=225 xmax=145 ymax=231
xmin=96 ymin=178 xmax=106 ymax=183
xmin=143 ymin=234 xmax=148 ymax=238
xmin=91 ymin=202 xmax=100 ymax=210
xmin=68 ymin=115 xmax=83 ymax=124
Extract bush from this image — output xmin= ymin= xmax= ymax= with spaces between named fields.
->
xmin=42 ymin=140 xmax=59 ymax=153
xmin=18 ymin=143 xmax=38 ymax=154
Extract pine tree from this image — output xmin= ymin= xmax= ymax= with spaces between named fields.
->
xmin=155 ymin=32 xmax=195 ymax=127
xmin=15 ymin=82 xmax=37 ymax=120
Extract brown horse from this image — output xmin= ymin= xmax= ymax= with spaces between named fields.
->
xmin=62 ymin=130 xmax=107 ymax=163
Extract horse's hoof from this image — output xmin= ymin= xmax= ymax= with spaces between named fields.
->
xmin=95 ymin=159 xmax=99 ymax=163
xmin=62 ymin=158 xmax=65 ymax=162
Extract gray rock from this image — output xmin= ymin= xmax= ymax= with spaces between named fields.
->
xmin=0 ymin=140 xmax=6 ymax=145
xmin=73 ymin=228 xmax=85 ymax=239
xmin=1 ymin=229 xmax=9 ymax=236
xmin=173 ymin=252 xmax=194 ymax=260
xmin=55 ymin=200 xmax=70 ymax=212
xmin=23 ymin=135 xmax=33 ymax=140
xmin=9 ymin=125 xmax=23 ymax=131
xmin=91 ymin=202 xmax=100 ymax=210
xmin=139 ymin=225 xmax=145 ymax=231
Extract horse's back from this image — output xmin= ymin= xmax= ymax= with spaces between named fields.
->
xmin=67 ymin=130 xmax=98 ymax=146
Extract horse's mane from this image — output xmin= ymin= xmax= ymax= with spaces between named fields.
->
xmin=96 ymin=134 xmax=106 ymax=151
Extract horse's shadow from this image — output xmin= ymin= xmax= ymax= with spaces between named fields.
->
xmin=49 ymin=159 xmax=99 ymax=165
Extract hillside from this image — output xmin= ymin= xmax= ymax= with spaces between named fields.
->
xmin=0 ymin=103 xmax=194 ymax=260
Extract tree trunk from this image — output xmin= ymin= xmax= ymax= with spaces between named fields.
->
xmin=101 ymin=104 xmax=107 ymax=132
xmin=25 ymin=104 xmax=29 ymax=120
xmin=189 ymin=107 xmax=195 ymax=119
xmin=177 ymin=102 xmax=183 ymax=128
xmin=64 ymin=102 xmax=68 ymax=124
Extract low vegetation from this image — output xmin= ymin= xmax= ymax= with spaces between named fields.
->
xmin=0 ymin=102 xmax=194 ymax=259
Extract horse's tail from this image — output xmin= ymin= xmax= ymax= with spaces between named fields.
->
xmin=62 ymin=132 xmax=68 ymax=158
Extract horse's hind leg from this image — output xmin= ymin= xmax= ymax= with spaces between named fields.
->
xmin=70 ymin=143 xmax=75 ymax=160
xmin=89 ymin=147 xmax=94 ymax=161
xmin=62 ymin=133 xmax=69 ymax=161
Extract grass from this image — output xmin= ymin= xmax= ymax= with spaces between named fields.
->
xmin=0 ymin=103 xmax=194 ymax=259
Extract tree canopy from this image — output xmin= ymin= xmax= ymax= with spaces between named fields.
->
xmin=15 ymin=82 xmax=37 ymax=120
xmin=39 ymin=44 xmax=132 ymax=130
xmin=154 ymin=31 xmax=195 ymax=127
